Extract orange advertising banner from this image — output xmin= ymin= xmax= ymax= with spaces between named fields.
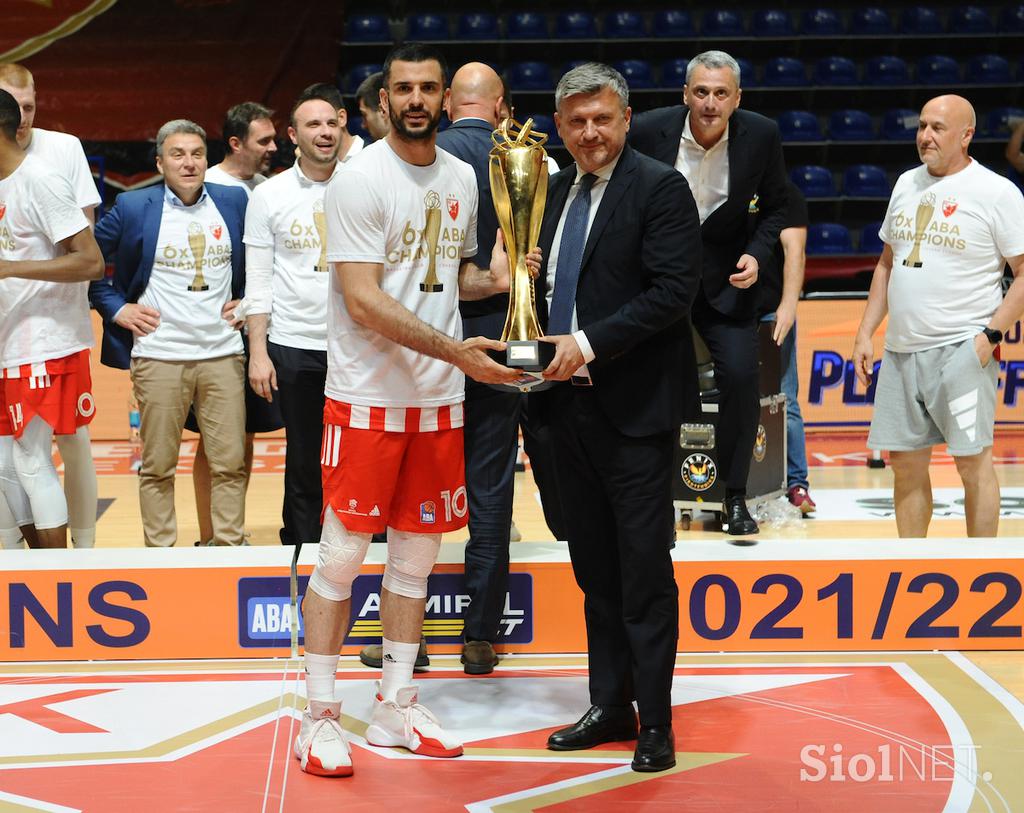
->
xmin=2 ymin=543 xmax=1021 ymax=661
xmin=796 ymin=300 xmax=1024 ymax=431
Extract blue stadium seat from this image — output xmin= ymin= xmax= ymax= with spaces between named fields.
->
xmin=951 ymin=5 xmax=993 ymax=32
xmin=967 ymin=54 xmax=1011 ymax=83
xmin=791 ymin=165 xmax=836 ymax=198
xmin=407 ymin=13 xmax=448 ymax=40
xmin=763 ymin=57 xmax=807 ymax=87
xmin=347 ymin=14 xmax=390 ymax=42
xmin=556 ymin=11 xmax=597 ymax=38
xmin=801 ymin=9 xmax=844 ymax=35
xmin=528 ymin=114 xmax=560 ymax=145
xmin=605 ymin=11 xmax=646 ymax=37
xmin=653 ymin=10 xmax=694 ymax=37
xmin=613 ymin=60 xmax=654 ymax=89
xmin=859 ymin=223 xmax=885 ymax=255
xmin=808 ymin=223 xmax=854 ymax=254
xmin=900 ymin=6 xmax=943 ymax=35
xmin=777 ymin=110 xmax=822 ymax=141
xmin=881 ymin=108 xmax=919 ymax=140
xmin=662 ymin=58 xmax=689 ymax=87
xmin=814 ymin=56 xmax=858 ymax=86
xmin=702 ymin=10 xmax=744 ymax=36
xmin=917 ymin=55 xmax=960 ymax=85
xmin=507 ymin=12 xmax=547 ymax=38
xmin=735 ymin=57 xmax=756 ymax=86
xmin=344 ymin=63 xmax=383 ymax=93
xmin=508 ymin=61 xmax=552 ymax=91
xmin=987 ymin=107 xmax=1024 ymax=136
xmin=844 ymin=165 xmax=890 ymax=197
xmin=829 ymin=109 xmax=875 ymax=140
xmin=851 ymin=8 xmax=893 ymax=35
xmin=864 ymin=56 xmax=909 ymax=85
xmin=1002 ymin=5 xmax=1024 ymax=32
xmin=753 ymin=9 xmax=793 ymax=35
xmin=457 ymin=13 xmax=498 ymax=39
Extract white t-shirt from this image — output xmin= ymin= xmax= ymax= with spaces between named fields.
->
xmin=133 ymin=187 xmax=243 ymax=360
xmin=243 ymin=161 xmax=340 ymax=350
xmin=0 ymin=156 xmax=91 ymax=368
xmin=880 ymin=159 xmax=1024 ymax=353
xmin=324 ymin=140 xmax=479 ymax=407
xmin=25 ymin=128 xmax=101 ymax=211
xmin=205 ymin=164 xmax=266 ymax=198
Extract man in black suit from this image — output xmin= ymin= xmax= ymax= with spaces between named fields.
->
xmin=630 ymin=50 xmax=788 ymax=535
xmin=435 ymin=62 xmax=564 ymax=674
xmin=533 ymin=63 xmax=701 ymax=772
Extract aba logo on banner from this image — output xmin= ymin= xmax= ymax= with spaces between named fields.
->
xmin=237 ymin=573 xmax=533 ymax=648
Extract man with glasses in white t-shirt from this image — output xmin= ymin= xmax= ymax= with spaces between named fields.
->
xmin=292 ymin=42 xmax=539 ymax=778
xmin=854 ymin=94 xmax=1024 ymax=538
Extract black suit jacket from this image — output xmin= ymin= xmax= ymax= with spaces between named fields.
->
xmin=533 ymin=144 xmax=702 ymax=437
xmin=436 ymin=118 xmax=504 ymax=321
xmin=629 ymin=106 xmax=788 ymax=319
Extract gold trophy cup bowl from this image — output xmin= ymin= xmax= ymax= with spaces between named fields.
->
xmin=903 ymin=192 xmax=936 ymax=268
xmin=487 ymin=117 xmax=554 ymax=392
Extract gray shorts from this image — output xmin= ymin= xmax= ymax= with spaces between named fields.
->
xmin=867 ymin=338 xmax=998 ymax=457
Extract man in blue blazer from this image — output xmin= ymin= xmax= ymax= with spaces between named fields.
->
xmin=90 ymin=119 xmax=249 ymax=547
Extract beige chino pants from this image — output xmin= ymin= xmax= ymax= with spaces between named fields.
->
xmin=130 ymin=354 xmax=246 ymax=547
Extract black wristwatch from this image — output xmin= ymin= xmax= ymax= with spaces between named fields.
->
xmin=982 ymin=327 xmax=1004 ymax=345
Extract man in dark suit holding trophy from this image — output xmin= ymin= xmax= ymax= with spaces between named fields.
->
xmin=521 ymin=63 xmax=702 ymax=772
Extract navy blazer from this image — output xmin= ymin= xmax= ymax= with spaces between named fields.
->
xmin=629 ymin=107 xmax=788 ymax=319
xmin=532 ymin=144 xmax=703 ymax=437
xmin=89 ymin=182 xmax=248 ymax=369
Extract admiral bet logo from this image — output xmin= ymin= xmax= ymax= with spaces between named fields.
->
xmin=238 ymin=573 xmax=533 ymax=647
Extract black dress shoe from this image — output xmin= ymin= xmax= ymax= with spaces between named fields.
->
xmin=547 ymin=705 xmax=638 ymax=751
xmin=721 ymin=495 xmax=758 ymax=536
xmin=631 ymin=725 xmax=676 ymax=772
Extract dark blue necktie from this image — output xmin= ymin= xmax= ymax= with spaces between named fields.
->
xmin=548 ymin=173 xmax=597 ymax=334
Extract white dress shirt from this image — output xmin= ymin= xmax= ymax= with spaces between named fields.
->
xmin=674 ymin=112 xmax=729 ymax=223
xmin=545 ymin=153 xmax=622 ymax=378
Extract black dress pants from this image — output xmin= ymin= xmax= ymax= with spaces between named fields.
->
xmin=547 ymin=384 xmax=679 ymax=726
xmin=691 ymin=291 xmax=760 ymax=492
xmin=267 ymin=342 xmax=327 ymax=546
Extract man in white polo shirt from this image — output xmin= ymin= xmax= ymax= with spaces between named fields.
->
xmin=205 ymin=102 xmax=277 ymax=195
xmin=0 ymin=62 xmax=103 ymax=550
xmin=0 ymin=88 xmax=104 ymax=549
xmin=244 ymin=86 xmax=342 ymax=547
xmin=90 ymin=120 xmax=250 ymax=547
xmin=854 ymin=94 xmax=1024 ymax=537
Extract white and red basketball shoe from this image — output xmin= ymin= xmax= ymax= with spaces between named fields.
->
xmin=294 ymin=700 xmax=353 ymax=776
xmin=365 ymin=683 xmax=463 ymax=758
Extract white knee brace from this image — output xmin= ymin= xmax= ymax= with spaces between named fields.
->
xmin=307 ymin=509 xmax=372 ymax=602
xmin=382 ymin=529 xmax=441 ymax=599
xmin=0 ymin=435 xmax=31 ymax=528
xmin=0 ymin=491 xmax=25 ymax=549
xmin=13 ymin=417 xmax=67 ymax=530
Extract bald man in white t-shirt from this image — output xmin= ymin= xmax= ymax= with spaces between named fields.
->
xmin=0 ymin=62 xmax=103 ymax=550
xmin=854 ymin=95 xmax=1024 ymax=538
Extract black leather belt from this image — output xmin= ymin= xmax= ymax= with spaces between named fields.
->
xmin=570 ymin=375 xmax=593 ymax=387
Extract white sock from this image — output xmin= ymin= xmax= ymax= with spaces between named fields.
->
xmin=381 ymin=638 xmax=419 ymax=702
xmin=70 ymin=527 xmax=96 ymax=548
xmin=303 ymin=652 xmax=339 ymax=703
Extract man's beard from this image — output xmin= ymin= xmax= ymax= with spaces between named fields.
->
xmin=389 ymin=104 xmax=441 ymax=141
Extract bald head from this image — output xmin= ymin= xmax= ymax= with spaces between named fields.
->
xmin=445 ymin=62 xmax=505 ymax=126
xmin=917 ymin=94 xmax=975 ymax=177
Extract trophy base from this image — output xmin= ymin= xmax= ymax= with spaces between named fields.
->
xmin=188 ymin=284 xmax=210 ymax=291
xmin=420 ymin=283 xmax=444 ymax=292
xmin=486 ymin=340 xmax=556 ymax=393
xmin=902 ymin=259 xmax=923 ymax=268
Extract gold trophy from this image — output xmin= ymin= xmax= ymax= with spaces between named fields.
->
xmin=187 ymin=222 xmax=209 ymax=291
xmin=488 ymin=116 xmax=553 ymax=392
xmin=419 ymin=190 xmax=444 ymax=292
xmin=312 ymin=199 xmax=328 ymax=272
xmin=902 ymin=191 xmax=936 ymax=268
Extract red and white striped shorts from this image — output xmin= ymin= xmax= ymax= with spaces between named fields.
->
xmin=0 ymin=349 xmax=95 ymax=438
